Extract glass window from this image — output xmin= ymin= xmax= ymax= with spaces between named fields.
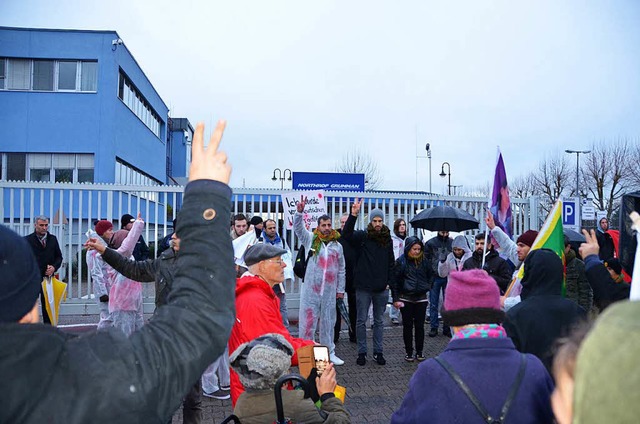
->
xmin=8 ymin=59 xmax=30 ymax=90
xmin=54 ymin=168 xmax=73 ymax=183
xmin=32 ymin=60 xmax=54 ymax=91
xmin=30 ymin=168 xmax=51 ymax=182
xmin=7 ymin=153 xmax=26 ymax=180
xmin=77 ymin=168 xmax=94 ymax=183
xmin=58 ymin=61 xmax=77 ymax=90
xmin=81 ymin=61 xmax=97 ymax=91
xmin=0 ymin=58 xmax=5 ymax=89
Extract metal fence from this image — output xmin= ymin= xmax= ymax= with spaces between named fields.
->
xmin=1 ymin=181 xmax=536 ymax=315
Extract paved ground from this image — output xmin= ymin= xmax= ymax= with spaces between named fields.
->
xmin=58 ymin=315 xmax=450 ymax=424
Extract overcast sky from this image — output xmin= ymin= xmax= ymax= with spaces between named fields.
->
xmin=3 ymin=0 xmax=640 ymax=194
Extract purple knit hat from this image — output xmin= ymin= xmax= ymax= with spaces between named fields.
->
xmin=442 ymin=269 xmax=505 ymax=327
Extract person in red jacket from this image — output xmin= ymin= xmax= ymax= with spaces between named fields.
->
xmin=228 ymin=243 xmax=314 ymax=405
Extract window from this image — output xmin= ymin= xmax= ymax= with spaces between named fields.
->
xmin=8 ymin=59 xmax=30 ymax=90
xmin=0 ymin=58 xmax=97 ymax=92
xmin=33 ymin=60 xmax=54 ymax=91
xmin=0 ymin=153 xmax=95 ymax=183
xmin=115 ymin=158 xmax=161 ymax=201
xmin=58 ymin=61 xmax=77 ymax=90
xmin=6 ymin=153 xmax=27 ymax=180
xmin=117 ymin=70 xmax=162 ymax=138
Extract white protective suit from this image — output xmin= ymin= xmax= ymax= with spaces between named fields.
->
xmin=293 ymin=212 xmax=345 ymax=355
xmin=86 ymin=233 xmax=112 ymax=330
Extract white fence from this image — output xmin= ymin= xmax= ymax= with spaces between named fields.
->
xmin=1 ymin=181 xmax=538 ymax=315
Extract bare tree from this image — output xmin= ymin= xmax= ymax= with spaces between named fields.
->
xmin=461 ymin=182 xmax=491 ymax=198
xmin=510 ymin=173 xmax=539 ymax=199
xmin=582 ymin=139 xmax=632 ymax=218
xmin=626 ymin=140 xmax=640 ymax=192
xmin=532 ymin=153 xmax=573 ymax=213
xmin=334 ymin=147 xmax=383 ymax=190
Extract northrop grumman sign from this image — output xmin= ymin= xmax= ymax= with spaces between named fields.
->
xmin=292 ymin=172 xmax=365 ymax=192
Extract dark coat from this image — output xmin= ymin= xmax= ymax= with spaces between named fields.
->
xmin=132 ymin=235 xmax=150 ymax=261
xmin=392 ymin=337 xmax=555 ymax=424
xmin=504 ymin=249 xmax=586 ymax=371
xmin=595 ymin=230 xmax=615 ymax=261
xmin=564 ymin=249 xmax=593 ymax=312
xmin=1 ymin=180 xmax=236 ymax=423
xmin=341 ymin=214 xmax=395 ymax=292
xmin=391 ymin=237 xmax=432 ymax=302
xmin=24 ymin=231 xmax=63 ymax=278
xmin=337 ymin=229 xmax=357 ymax=294
xmin=584 ymin=254 xmax=630 ymax=311
xmin=462 ymin=249 xmax=513 ymax=294
xmin=424 ymin=234 xmax=452 ymax=280
xmin=102 ymin=246 xmax=178 ymax=308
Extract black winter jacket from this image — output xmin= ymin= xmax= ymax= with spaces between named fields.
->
xmin=341 ymin=214 xmax=395 ymax=292
xmin=564 ymin=249 xmax=593 ymax=312
xmin=391 ymin=237 xmax=432 ymax=302
xmin=462 ymin=249 xmax=513 ymax=294
xmin=503 ymin=249 xmax=586 ymax=371
xmin=424 ymin=234 xmax=452 ymax=280
xmin=102 ymin=246 xmax=178 ymax=308
xmin=584 ymin=254 xmax=630 ymax=311
xmin=1 ymin=180 xmax=236 ymax=423
xmin=337 ymin=229 xmax=358 ymax=293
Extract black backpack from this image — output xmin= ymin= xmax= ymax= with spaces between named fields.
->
xmin=293 ymin=246 xmax=313 ymax=280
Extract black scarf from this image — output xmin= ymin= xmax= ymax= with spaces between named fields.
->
xmin=367 ymin=224 xmax=391 ymax=246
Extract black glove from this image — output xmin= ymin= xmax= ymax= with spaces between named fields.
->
xmin=99 ymin=294 xmax=109 ymax=303
xmin=439 ymin=252 xmax=447 ymax=262
xmin=306 ymin=367 xmax=320 ymax=403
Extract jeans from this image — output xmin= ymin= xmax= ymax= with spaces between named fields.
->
xmin=399 ymin=302 xmax=428 ymax=356
xmin=429 ymin=276 xmax=447 ymax=329
xmin=356 ymin=289 xmax=388 ymax=355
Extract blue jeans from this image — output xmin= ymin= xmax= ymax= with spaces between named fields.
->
xmin=429 ymin=276 xmax=447 ymax=330
xmin=356 ymin=289 xmax=388 ymax=355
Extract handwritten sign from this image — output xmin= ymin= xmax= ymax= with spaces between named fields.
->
xmin=282 ymin=190 xmax=327 ymax=230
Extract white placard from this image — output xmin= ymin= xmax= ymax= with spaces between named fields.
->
xmin=282 ymin=190 xmax=327 ymax=230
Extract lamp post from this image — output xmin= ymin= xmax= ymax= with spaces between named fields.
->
xmin=564 ymin=150 xmax=590 ymax=197
xmin=272 ymin=168 xmax=292 ymax=189
xmin=415 ymin=143 xmax=432 ymax=192
xmin=439 ymin=162 xmax=452 ymax=195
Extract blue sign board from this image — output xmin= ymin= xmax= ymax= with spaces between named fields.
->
xmin=563 ymin=200 xmax=576 ymax=226
xmin=292 ymin=172 xmax=365 ymax=192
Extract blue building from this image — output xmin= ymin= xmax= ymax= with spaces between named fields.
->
xmin=0 ymin=26 xmax=191 ymax=185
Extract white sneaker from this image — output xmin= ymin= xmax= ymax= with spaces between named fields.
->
xmin=330 ymin=353 xmax=344 ymax=366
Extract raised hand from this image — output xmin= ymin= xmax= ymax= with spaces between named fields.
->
xmin=351 ymin=198 xmax=362 ymax=216
xmin=136 ymin=212 xmax=144 ymax=222
xmin=485 ymin=210 xmax=496 ymax=230
xmin=579 ymin=229 xmax=600 ymax=259
xmin=316 ymin=363 xmax=337 ymax=396
xmin=189 ymin=120 xmax=231 ymax=184
xmin=296 ymin=195 xmax=307 ymax=213
xmin=85 ymin=237 xmax=106 ymax=254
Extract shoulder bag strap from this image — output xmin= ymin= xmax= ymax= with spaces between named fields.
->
xmin=434 ymin=356 xmax=493 ymax=423
xmin=498 ymin=353 xmax=527 ymax=422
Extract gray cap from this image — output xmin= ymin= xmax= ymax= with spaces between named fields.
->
xmin=370 ymin=208 xmax=384 ymax=223
xmin=243 ymin=243 xmax=287 ymax=266
xmin=229 ymin=333 xmax=293 ymax=390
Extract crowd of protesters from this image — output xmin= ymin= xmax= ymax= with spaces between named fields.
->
xmin=2 ymin=119 xmax=638 ymax=423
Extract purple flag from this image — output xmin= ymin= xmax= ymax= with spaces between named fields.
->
xmin=490 ymin=151 xmax=512 ymax=238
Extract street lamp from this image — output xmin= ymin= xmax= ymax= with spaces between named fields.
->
xmin=272 ymin=168 xmax=292 ymax=189
xmin=439 ymin=162 xmax=452 ymax=195
xmin=564 ymin=150 xmax=590 ymax=197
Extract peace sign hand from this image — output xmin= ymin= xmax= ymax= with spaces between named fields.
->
xmin=297 ymin=195 xmax=307 ymax=213
xmin=579 ymin=229 xmax=600 ymax=259
xmin=351 ymin=198 xmax=362 ymax=216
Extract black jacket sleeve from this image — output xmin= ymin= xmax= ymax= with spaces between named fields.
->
xmin=584 ymin=255 xmax=630 ymax=310
xmin=390 ymin=258 xmax=404 ymax=301
xmin=340 ymin=214 xmax=365 ymax=247
xmin=127 ymin=180 xmax=236 ymax=420
xmin=493 ymin=259 xmax=513 ymax=294
xmin=51 ymin=236 xmax=63 ymax=271
xmin=101 ymin=247 xmax=158 ymax=282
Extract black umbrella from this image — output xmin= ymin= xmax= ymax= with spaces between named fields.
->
xmin=563 ymin=228 xmax=586 ymax=243
xmin=410 ymin=205 xmax=480 ymax=232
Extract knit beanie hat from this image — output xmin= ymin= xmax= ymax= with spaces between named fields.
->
xmin=0 ymin=225 xmax=42 ymax=322
xmin=120 ymin=214 xmax=135 ymax=229
xmin=442 ymin=269 xmax=505 ymax=327
xmin=369 ymin=208 xmax=384 ymax=223
xmin=229 ymin=333 xmax=294 ymax=391
xmin=516 ymin=230 xmax=538 ymax=248
xmin=95 ymin=220 xmax=113 ymax=237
